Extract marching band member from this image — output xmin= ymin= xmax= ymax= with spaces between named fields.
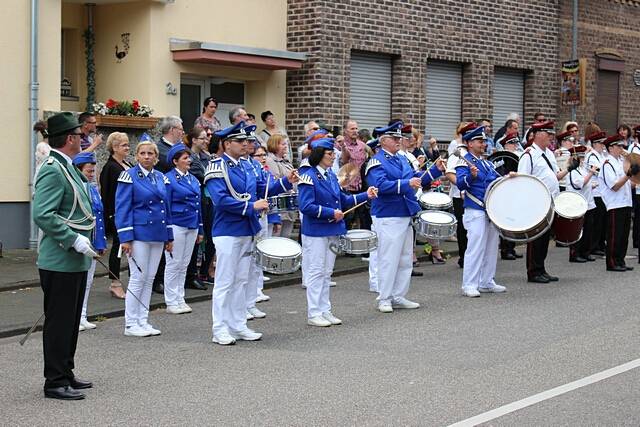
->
xmin=499 ymin=131 xmax=524 ymax=260
xmin=517 ymin=120 xmax=566 ymax=283
xmin=566 ymin=145 xmax=598 ymax=263
xmin=204 ymin=122 xmax=296 ymax=346
xmin=365 ymin=122 xmax=445 ymax=313
xmin=586 ymin=131 xmax=608 ymax=256
xmin=163 ymin=143 xmax=204 ymax=315
xmin=455 ymin=126 xmax=507 ymax=297
xmin=72 ymin=152 xmax=107 ymax=330
xmin=298 ymin=137 xmax=377 ymax=326
xmin=600 ymin=134 xmax=634 ymax=271
xmin=628 ymin=126 xmax=640 ymax=255
xmin=116 ymin=141 xmax=174 ymax=337
xmin=555 ymin=131 xmax=576 ymax=192
xmin=366 ymin=137 xmax=381 ymax=294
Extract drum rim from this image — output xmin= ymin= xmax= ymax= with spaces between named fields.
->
xmin=256 ymin=237 xmax=302 ymax=257
xmin=553 ymin=192 xmax=588 ymax=220
xmin=485 ymin=174 xmax=553 ymax=232
xmin=417 ymin=210 xmax=457 ymax=224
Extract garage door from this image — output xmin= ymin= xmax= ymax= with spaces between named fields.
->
xmin=350 ymin=52 xmax=392 ymax=132
xmin=493 ymin=68 xmax=524 ymax=131
xmin=426 ymin=61 xmax=463 ymax=141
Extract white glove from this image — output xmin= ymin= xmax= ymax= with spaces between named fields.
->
xmin=72 ymin=234 xmax=98 ymax=258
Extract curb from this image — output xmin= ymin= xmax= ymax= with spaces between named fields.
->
xmin=1 ymin=250 xmax=460 ymax=339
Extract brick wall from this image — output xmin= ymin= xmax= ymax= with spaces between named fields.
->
xmin=286 ymin=0 xmax=560 ymax=148
xmin=557 ymin=0 xmax=640 ymax=134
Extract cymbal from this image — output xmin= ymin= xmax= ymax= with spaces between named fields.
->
xmin=337 ymin=163 xmax=360 ymax=187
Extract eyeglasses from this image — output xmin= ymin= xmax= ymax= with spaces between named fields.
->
xmin=253 ymin=153 xmax=267 ymax=157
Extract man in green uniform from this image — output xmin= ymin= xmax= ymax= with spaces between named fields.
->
xmin=32 ymin=112 xmax=96 ymax=400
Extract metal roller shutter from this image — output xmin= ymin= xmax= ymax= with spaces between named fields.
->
xmin=350 ymin=53 xmax=392 ymax=132
xmin=426 ymin=61 xmax=463 ymax=142
xmin=596 ymin=70 xmax=619 ymax=135
xmin=493 ymin=68 xmax=524 ymax=132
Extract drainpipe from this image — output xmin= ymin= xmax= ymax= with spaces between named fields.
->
xmin=571 ymin=0 xmax=578 ymax=122
xmin=28 ymin=0 xmax=39 ymax=249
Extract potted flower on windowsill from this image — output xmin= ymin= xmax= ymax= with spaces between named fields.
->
xmin=92 ymin=99 xmax=158 ymax=129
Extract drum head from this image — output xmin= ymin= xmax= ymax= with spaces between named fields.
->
xmin=554 ymin=192 xmax=588 ymax=219
xmin=256 ymin=237 xmax=301 ymax=256
xmin=487 ymin=151 xmax=520 ymax=175
xmin=346 ymin=229 xmax=375 ymax=239
xmin=420 ymin=192 xmax=452 ymax=206
xmin=486 ymin=175 xmax=552 ymax=232
xmin=420 ymin=211 xmax=456 ymax=224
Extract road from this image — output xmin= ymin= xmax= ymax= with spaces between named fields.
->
xmin=0 ymin=246 xmax=638 ymax=426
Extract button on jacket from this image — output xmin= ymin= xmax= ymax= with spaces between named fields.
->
xmin=166 ymin=168 xmax=203 ymax=234
xmin=115 ymin=164 xmax=174 ymax=243
xmin=87 ymin=184 xmax=107 ymax=251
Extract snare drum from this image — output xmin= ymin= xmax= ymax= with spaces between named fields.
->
xmin=485 ymin=175 xmax=554 ymax=243
xmin=418 ymin=191 xmax=453 ymax=210
xmin=254 ymin=237 xmax=302 ymax=274
xmin=552 ymin=192 xmax=588 ymax=246
xmin=268 ymin=192 xmax=298 ymax=214
xmin=330 ymin=229 xmax=377 ymax=255
xmin=414 ymin=210 xmax=457 ymax=239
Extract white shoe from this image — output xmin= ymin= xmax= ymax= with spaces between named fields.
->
xmin=262 ymin=276 xmax=271 ymax=282
xmin=212 ymin=332 xmax=236 ymax=345
xmin=329 ymin=281 xmax=336 ymax=287
xmin=166 ymin=305 xmax=186 ymax=315
xmin=322 ymin=312 xmax=342 ymax=325
xmin=307 ymin=316 xmax=332 ymax=327
xmin=80 ymin=318 xmax=96 ymax=330
xmin=140 ymin=323 xmax=161 ymax=336
xmin=361 ymin=256 xmax=370 ymax=262
xmin=247 ymin=306 xmax=266 ymax=319
xmin=179 ymin=302 xmax=193 ymax=313
xmin=301 ymin=283 xmax=307 ymax=289
xmin=392 ymin=297 xmax=420 ymax=309
xmin=463 ymin=289 xmax=481 ymax=298
xmin=246 ymin=311 xmax=255 ymax=320
xmin=378 ymin=302 xmax=393 ymax=313
xmin=369 ymin=288 xmax=378 ymax=293
xmin=78 ymin=323 xmax=86 ymax=332
xmin=479 ymin=284 xmax=507 ymax=293
xmin=124 ymin=325 xmax=151 ymax=337
xmin=230 ymin=328 xmax=262 ymax=341
xmin=256 ymin=290 xmax=271 ymax=302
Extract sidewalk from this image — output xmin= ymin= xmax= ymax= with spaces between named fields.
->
xmin=0 ymin=241 xmax=460 ymax=338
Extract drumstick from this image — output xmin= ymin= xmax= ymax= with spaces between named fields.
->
xmin=261 ymin=174 xmax=270 ymax=218
xmin=342 ymin=199 xmax=369 ymax=216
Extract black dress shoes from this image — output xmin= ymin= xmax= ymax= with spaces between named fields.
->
xmin=152 ymin=282 xmax=164 ymax=294
xmin=586 ymin=255 xmax=596 ymax=262
xmin=70 ymin=377 xmax=93 ymax=389
xmin=513 ymin=252 xmax=523 ymax=259
xmin=569 ymin=257 xmax=587 ymax=263
xmin=543 ymin=273 xmax=559 ymax=282
xmin=625 ymin=265 xmax=634 ymax=271
xmin=592 ymin=250 xmax=605 ymax=256
xmin=501 ymin=253 xmax=516 ymax=260
xmin=607 ymin=266 xmax=627 ymax=272
xmin=44 ymin=386 xmax=85 ymax=400
xmin=411 ymin=270 xmax=424 ymax=277
xmin=185 ymin=279 xmax=207 ymax=290
xmin=528 ymin=275 xmax=549 ymax=283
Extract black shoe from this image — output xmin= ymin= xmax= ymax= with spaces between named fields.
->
xmin=586 ymin=255 xmax=596 ymax=262
xmin=185 ymin=279 xmax=207 ymax=290
xmin=44 ymin=386 xmax=85 ymax=400
xmin=200 ymin=276 xmax=215 ymax=286
xmin=457 ymin=259 xmax=464 ymax=268
xmin=592 ymin=250 xmax=605 ymax=256
xmin=625 ymin=266 xmax=634 ymax=271
xmin=542 ymin=273 xmax=559 ymax=282
xmin=501 ymin=253 xmax=516 ymax=260
xmin=528 ymin=275 xmax=549 ymax=283
xmin=607 ymin=266 xmax=627 ymax=272
xmin=513 ymin=252 xmax=523 ymax=259
xmin=69 ymin=377 xmax=92 ymax=390
xmin=152 ymin=283 xmax=164 ymax=294
xmin=569 ymin=257 xmax=587 ymax=263
xmin=411 ymin=270 xmax=424 ymax=277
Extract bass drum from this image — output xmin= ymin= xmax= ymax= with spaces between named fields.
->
xmin=485 ymin=174 xmax=554 ymax=243
xmin=487 ymin=151 xmax=520 ymax=176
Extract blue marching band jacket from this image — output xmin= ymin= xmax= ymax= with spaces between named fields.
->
xmin=203 ymin=153 xmax=292 ymax=237
xmin=298 ymin=166 xmax=369 ymax=237
xmin=243 ymin=156 xmax=281 ymax=225
xmin=165 ymin=168 xmax=204 ymax=235
xmin=115 ymin=164 xmax=174 ymax=243
xmin=365 ymin=150 xmax=442 ymax=218
xmin=455 ymin=152 xmax=500 ymax=211
xmin=87 ymin=184 xmax=107 ymax=251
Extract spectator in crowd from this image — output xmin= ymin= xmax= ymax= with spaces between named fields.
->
xmin=33 ymin=120 xmax=50 ymax=182
xmin=194 ymin=97 xmax=222 ymax=134
xmin=99 ymin=132 xmax=132 ymax=299
xmin=494 ymin=112 xmax=521 ymax=146
xmin=413 ymin=128 xmax=439 ymax=166
xmin=522 ymin=112 xmax=546 ymax=149
xmin=156 ymin=116 xmax=185 ymax=173
xmin=229 ymin=106 xmax=249 ymax=125
xmin=358 ymin=128 xmax=371 ymax=144
xmin=336 ymin=120 xmax=369 ymax=229
xmin=480 ymin=119 xmax=496 ymax=154
xmin=260 ymin=110 xmax=291 ymax=160
xmin=297 ymin=120 xmax=321 ymax=165
xmin=618 ymin=124 xmax=634 ymax=146
xmin=78 ymin=112 xmax=103 ymax=152
xmin=495 ymin=119 xmax=520 ymax=151
xmin=265 ymin=134 xmax=297 ymax=238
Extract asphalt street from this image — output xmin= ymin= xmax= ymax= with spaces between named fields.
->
xmin=0 ymin=245 xmax=638 ymax=426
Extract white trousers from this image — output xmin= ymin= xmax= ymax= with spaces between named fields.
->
xmin=462 ymin=209 xmax=499 ymax=291
xmin=373 ymin=216 xmax=414 ymax=303
xmin=302 ymin=235 xmax=337 ymax=318
xmin=299 ymin=214 xmax=308 ymax=288
xmin=164 ymin=225 xmax=198 ymax=307
xmin=81 ymin=259 xmax=97 ymax=320
xmin=368 ymin=216 xmax=378 ymax=292
xmin=211 ymin=235 xmax=253 ymax=336
xmin=125 ymin=241 xmax=164 ymax=327
xmin=246 ymin=216 xmax=268 ymax=309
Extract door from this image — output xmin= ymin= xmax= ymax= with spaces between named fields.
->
xmin=180 ymin=79 xmax=205 ymax=131
xmin=210 ymin=81 xmax=245 ymax=128
xmin=180 ymin=77 xmax=245 ymax=130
